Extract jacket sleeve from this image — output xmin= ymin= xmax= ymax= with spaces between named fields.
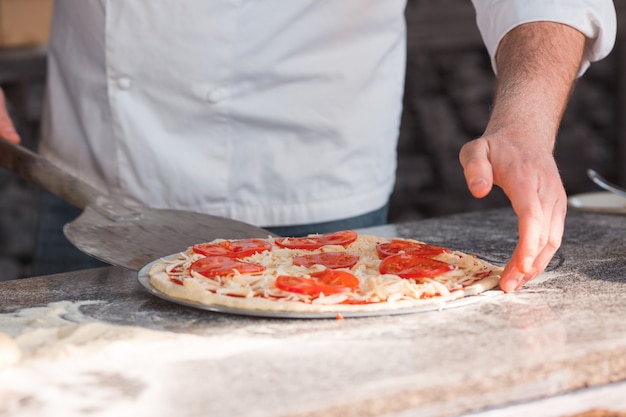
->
xmin=471 ymin=0 xmax=617 ymax=75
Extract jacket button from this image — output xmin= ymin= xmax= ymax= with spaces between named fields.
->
xmin=206 ymin=87 xmax=229 ymax=103
xmin=117 ymin=77 xmax=133 ymax=90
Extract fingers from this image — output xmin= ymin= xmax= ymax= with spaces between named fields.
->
xmin=499 ymin=203 xmax=542 ymax=293
xmin=499 ymin=180 xmax=566 ymax=292
xmin=514 ymin=197 xmax=566 ymax=289
xmin=0 ymin=88 xmax=20 ymax=144
xmin=459 ymin=139 xmax=494 ymax=198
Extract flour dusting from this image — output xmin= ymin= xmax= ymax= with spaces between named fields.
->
xmin=0 ymin=300 xmax=281 ymax=417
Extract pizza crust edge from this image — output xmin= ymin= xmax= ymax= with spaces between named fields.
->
xmin=147 ymin=257 xmax=502 ymax=314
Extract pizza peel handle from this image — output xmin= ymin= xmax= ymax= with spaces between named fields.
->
xmin=0 ymin=137 xmax=276 ymax=271
xmin=0 ymin=137 xmax=102 ymax=209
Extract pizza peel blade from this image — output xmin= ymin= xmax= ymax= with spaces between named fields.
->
xmin=0 ymin=137 xmax=276 ymax=271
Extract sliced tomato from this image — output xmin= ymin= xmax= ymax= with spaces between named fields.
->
xmin=379 ymin=253 xmax=455 ymax=279
xmin=275 ymin=230 xmax=358 ymax=250
xmin=275 ymin=269 xmax=360 ymax=297
xmin=376 ymin=240 xmax=449 ymax=259
xmin=292 ymin=252 xmax=360 ymax=269
xmin=190 ymin=256 xmax=266 ymax=278
xmin=192 ymin=239 xmax=272 ymax=258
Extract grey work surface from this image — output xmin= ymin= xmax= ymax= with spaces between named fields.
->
xmin=1 ymin=208 xmax=626 ymax=416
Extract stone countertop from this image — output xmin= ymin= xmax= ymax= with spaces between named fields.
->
xmin=1 ymin=208 xmax=626 ymax=417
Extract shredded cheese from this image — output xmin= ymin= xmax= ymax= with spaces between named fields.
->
xmin=156 ymin=234 xmax=502 ymax=306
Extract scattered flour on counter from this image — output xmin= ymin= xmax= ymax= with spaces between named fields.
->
xmin=0 ymin=300 xmax=282 ymax=417
xmin=3 ymin=301 xmax=186 ymax=362
xmin=0 ymin=332 xmax=20 ymax=370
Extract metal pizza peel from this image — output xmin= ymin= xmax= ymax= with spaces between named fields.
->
xmin=0 ymin=137 xmax=275 ymax=271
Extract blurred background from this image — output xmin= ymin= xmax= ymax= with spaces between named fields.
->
xmin=1 ymin=0 xmax=625 ymax=280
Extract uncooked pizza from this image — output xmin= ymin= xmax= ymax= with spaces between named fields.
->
xmin=147 ymin=230 xmax=502 ymax=315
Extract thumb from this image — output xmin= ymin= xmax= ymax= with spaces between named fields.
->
xmin=459 ymin=139 xmax=493 ymax=199
xmin=0 ymin=89 xmax=20 ymax=144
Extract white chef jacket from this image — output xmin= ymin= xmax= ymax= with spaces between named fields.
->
xmin=40 ymin=0 xmax=616 ymax=227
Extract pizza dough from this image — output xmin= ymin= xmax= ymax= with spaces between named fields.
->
xmin=0 ymin=332 xmax=21 ymax=370
xmin=147 ymin=231 xmax=503 ymax=315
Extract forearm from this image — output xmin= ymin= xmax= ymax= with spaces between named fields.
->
xmin=486 ymin=22 xmax=585 ymax=148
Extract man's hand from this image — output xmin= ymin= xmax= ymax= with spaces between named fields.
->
xmin=460 ymin=129 xmax=567 ymax=293
xmin=0 ymin=87 xmax=20 ymax=143
xmin=460 ymin=21 xmax=585 ymax=292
